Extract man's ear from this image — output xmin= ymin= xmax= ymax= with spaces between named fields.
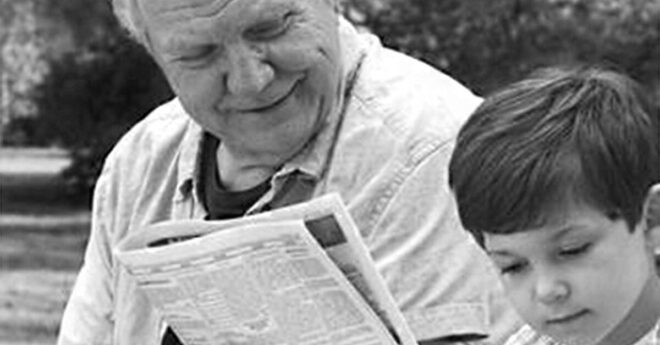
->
xmin=643 ymin=183 xmax=660 ymax=252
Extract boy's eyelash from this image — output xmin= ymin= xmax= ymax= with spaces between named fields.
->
xmin=501 ymin=262 xmax=527 ymax=275
xmin=559 ymin=243 xmax=591 ymax=257
xmin=497 ymin=243 xmax=592 ymax=275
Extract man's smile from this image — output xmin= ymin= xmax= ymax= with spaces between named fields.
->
xmin=238 ymin=79 xmax=300 ymax=113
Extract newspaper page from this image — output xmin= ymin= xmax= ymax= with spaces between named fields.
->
xmin=117 ymin=220 xmax=397 ymax=345
xmin=114 ymin=193 xmax=416 ymax=345
xmin=231 ymin=193 xmax=417 ymax=345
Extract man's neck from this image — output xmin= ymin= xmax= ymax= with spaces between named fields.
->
xmin=215 ymin=143 xmax=279 ymax=191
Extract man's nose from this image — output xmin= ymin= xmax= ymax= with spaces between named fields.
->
xmin=225 ymin=45 xmax=274 ymax=97
xmin=533 ymin=271 xmax=570 ymax=305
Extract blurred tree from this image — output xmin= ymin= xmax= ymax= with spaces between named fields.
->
xmin=0 ymin=0 xmax=50 ymax=146
xmin=29 ymin=0 xmax=172 ymax=198
xmin=8 ymin=0 xmax=659 ymax=198
xmin=33 ymin=39 xmax=172 ymax=197
xmin=344 ymin=0 xmax=660 ymax=96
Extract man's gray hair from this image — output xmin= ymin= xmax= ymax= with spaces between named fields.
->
xmin=111 ymin=0 xmax=147 ymax=44
xmin=110 ymin=0 xmax=341 ymax=45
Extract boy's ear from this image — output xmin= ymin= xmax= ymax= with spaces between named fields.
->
xmin=643 ymin=184 xmax=660 ymax=251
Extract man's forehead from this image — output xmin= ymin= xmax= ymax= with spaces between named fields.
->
xmin=141 ymin=0 xmax=313 ymax=27
xmin=141 ymin=0 xmax=306 ymax=14
xmin=140 ymin=0 xmax=237 ymax=18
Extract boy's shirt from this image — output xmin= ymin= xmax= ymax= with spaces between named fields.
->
xmin=504 ymin=320 xmax=660 ymax=345
xmin=503 ymin=325 xmax=557 ymax=345
xmin=645 ymin=321 xmax=660 ymax=345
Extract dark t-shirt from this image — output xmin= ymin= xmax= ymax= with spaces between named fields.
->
xmin=162 ymin=134 xmax=269 ymax=345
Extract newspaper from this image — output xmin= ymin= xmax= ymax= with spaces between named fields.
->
xmin=114 ymin=193 xmax=417 ymax=345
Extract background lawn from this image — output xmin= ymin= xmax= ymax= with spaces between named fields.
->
xmin=0 ymin=148 xmax=90 ymax=345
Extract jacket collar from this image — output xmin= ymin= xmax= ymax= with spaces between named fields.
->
xmin=174 ymin=16 xmax=367 ymax=201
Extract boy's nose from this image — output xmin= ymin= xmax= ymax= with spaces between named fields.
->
xmin=225 ymin=45 xmax=274 ymax=97
xmin=534 ymin=274 xmax=569 ymax=305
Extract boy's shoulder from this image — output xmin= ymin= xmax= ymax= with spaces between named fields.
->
xmin=630 ymin=317 xmax=660 ymax=345
xmin=644 ymin=318 xmax=660 ymax=345
xmin=504 ymin=319 xmax=660 ymax=345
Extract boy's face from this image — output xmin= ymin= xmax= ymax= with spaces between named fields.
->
xmin=483 ymin=203 xmax=655 ymax=345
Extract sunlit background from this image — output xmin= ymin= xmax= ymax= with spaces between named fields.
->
xmin=1 ymin=0 xmax=658 ymax=344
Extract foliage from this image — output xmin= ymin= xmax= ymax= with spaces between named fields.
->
xmin=31 ymin=21 xmax=172 ymax=198
xmin=5 ymin=0 xmax=659 ymax=198
xmin=344 ymin=0 xmax=660 ymax=96
xmin=0 ymin=1 xmax=50 ymax=145
xmin=0 ymin=0 xmax=122 ymax=147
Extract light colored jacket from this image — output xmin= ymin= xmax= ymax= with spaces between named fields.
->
xmin=57 ymin=17 xmax=520 ymax=345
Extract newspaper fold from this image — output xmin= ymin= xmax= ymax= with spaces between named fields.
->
xmin=115 ymin=193 xmax=417 ymax=345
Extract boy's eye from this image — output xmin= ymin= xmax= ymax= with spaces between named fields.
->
xmin=558 ymin=243 xmax=591 ymax=258
xmin=246 ymin=12 xmax=294 ymax=40
xmin=500 ymin=261 xmax=528 ymax=275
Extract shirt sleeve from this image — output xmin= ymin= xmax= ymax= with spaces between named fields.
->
xmin=362 ymin=141 xmax=522 ymax=344
xmin=57 ymin=164 xmax=116 ymax=345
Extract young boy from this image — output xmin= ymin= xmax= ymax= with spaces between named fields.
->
xmin=448 ymin=65 xmax=660 ymax=345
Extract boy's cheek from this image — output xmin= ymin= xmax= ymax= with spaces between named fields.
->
xmin=499 ymin=280 xmax=535 ymax=323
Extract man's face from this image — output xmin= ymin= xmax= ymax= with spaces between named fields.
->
xmin=140 ymin=0 xmax=342 ymax=161
xmin=484 ymin=204 xmax=654 ymax=345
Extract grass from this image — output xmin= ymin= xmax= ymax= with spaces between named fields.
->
xmin=0 ymin=148 xmax=90 ymax=345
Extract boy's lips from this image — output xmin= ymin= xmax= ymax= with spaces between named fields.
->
xmin=546 ymin=309 xmax=589 ymax=325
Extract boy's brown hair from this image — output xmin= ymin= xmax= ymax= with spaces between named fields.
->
xmin=449 ymin=65 xmax=659 ymax=245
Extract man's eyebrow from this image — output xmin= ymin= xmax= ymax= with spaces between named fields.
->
xmin=160 ymin=0 xmax=233 ymax=17
xmin=161 ymin=33 xmax=211 ymax=52
xmin=160 ymin=36 xmax=193 ymax=53
xmin=249 ymin=2 xmax=297 ymax=20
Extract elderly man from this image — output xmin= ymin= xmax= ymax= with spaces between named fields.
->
xmin=57 ymin=0 xmax=521 ymax=344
